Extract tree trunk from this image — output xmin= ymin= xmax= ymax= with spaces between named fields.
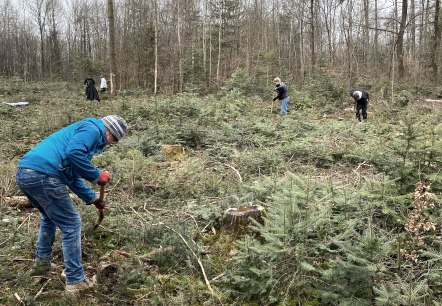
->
xmin=309 ymin=0 xmax=315 ymax=75
xmin=216 ymin=0 xmax=224 ymax=84
xmin=410 ymin=0 xmax=416 ymax=58
xmin=431 ymin=0 xmax=441 ymax=83
xmin=154 ymin=0 xmax=158 ymax=95
xmin=396 ymin=0 xmax=408 ymax=80
xmin=203 ymin=0 xmax=208 ymax=80
xmin=363 ymin=0 xmax=369 ymax=68
xmin=374 ymin=0 xmax=378 ymax=58
xmin=177 ymin=0 xmax=183 ymax=93
xmin=107 ymin=0 xmax=117 ymax=96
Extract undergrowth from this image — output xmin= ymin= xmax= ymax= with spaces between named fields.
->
xmin=1 ymin=78 xmax=442 ymax=305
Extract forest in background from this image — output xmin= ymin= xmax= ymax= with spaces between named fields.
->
xmin=2 ymin=0 xmax=442 ymax=305
xmin=0 ymin=0 xmax=442 ymax=94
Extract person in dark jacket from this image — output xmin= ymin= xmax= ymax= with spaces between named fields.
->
xmin=273 ymin=77 xmax=289 ymax=115
xmin=16 ymin=115 xmax=128 ymax=292
xmin=84 ymin=77 xmax=100 ymax=102
xmin=350 ymin=88 xmax=369 ymax=123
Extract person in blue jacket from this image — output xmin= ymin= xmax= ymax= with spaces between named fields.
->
xmin=350 ymin=88 xmax=369 ymax=123
xmin=16 ymin=115 xmax=128 ymax=292
xmin=273 ymin=77 xmax=290 ymax=115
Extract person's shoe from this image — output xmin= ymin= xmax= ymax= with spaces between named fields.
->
xmin=30 ymin=261 xmax=52 ymax=276
xmin=65 ymin=276 xmax=96 ymax=293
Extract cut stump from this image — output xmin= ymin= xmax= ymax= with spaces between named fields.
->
xmin=222 ymin=205 xmax=265 ymax=235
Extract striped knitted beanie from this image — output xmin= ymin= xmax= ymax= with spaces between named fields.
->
xmin=101 ymin=115 xmax=128 ymax=141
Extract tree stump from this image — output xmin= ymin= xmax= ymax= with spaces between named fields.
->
xmin=222 ymin=205 xmax=265 ymax=236
xmin=161 ymin=144 xmax=185 ymax=161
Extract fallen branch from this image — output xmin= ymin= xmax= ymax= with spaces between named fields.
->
xmin=14 ymin=293 xmax=25 ymax=305
xmin=163 ymin=224 xmax=214 ymax=294
xmin=34 ymin=278 xmax=52 ymax=300
xmin=223 ymin=163 xmax=242 ymax=183
xmin=424 ymin=99 xmax=442 ymax=103
xmin=211 ymin=272 xmax=226 ymax=282
xmin=4 ymin=194 xmax=77 ymax=208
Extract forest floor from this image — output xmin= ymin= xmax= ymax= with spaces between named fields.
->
xmin=1 ymin=81 xmax=442 ymax=305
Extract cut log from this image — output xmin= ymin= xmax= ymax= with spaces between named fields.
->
xmin=4 ymin=194 xmax=77 ymax=209
xmin=424 ymin=99 xmax=442 ymax=103
xmin=222 ymin=205 xmax=265 ymax=235
xmin=3 ymin=196 xmax=33 ymax=208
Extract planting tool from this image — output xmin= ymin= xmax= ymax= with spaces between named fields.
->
xmin=93 ymin=184 xmax=105 ymax=230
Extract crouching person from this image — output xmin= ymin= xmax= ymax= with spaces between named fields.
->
xmin=16 ymin=115 xmax=128 ymax=292
xmin=350 ymin=88 xmax=369 ymax=123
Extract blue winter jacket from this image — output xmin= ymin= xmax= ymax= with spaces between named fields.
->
xmin=18 ymin=117 xmax=107 ymax=203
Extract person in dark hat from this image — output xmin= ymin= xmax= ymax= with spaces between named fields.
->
xmin=273 ymin=77 xmax=290 ymax=115
xmin=15 ymin=115 xmax=128 ymax=292
xmin=350 ymin=88 xmax=369 ymax=123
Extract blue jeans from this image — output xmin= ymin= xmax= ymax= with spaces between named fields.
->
xmin=16 ymin=168 xmax=85 ymax=284
xmin=281 ymin=97 xmax=289 ymax=115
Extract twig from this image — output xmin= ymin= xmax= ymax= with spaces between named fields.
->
xmin=0 ymin=213 xmax=33 ymax=247
xmin=183 ymin=211 xmax=199 ymax=228
xmin=34 ymin=278 xmax=52 ymax=299
xmin=131 ymin=207 xmax=149 ymax=224
xmin=14 ymin=293 xmax=25 ymax=305
xmin=106 ymin=178 xmax=121 ymax=196
xmin=353 ymin=161 xmax=371 ymax=173
xmin=11 ymin=258 xmax=34 ymax=262
xmin=211 ymin=272 xmax=226 ymax=282
xmin=163 ymin=224 xmax=214 ymax=294
xmin=223 ymin=163 xmax=242 ymax=183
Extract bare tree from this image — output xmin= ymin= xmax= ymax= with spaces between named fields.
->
xmin=107 ymin=0 xmax=117 ymax=95
xmin=176 ymin=0 xmax=184 ymax=92
xmin=47 ymin=0 xmax=61 ymax=79
xmin=430 ymin=0 xmax=441 ymax=83
xmin=309 ymin=0 xmax=316 ymax=74
xmin=154 ymin=0 xmax=159 ymax=95
xmin=27 ymin=0 xmax=51 ymax=78
xmin=396 ymin=0 xmax=408 ymax=79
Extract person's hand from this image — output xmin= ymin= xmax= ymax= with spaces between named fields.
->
xmin=94 ymin=200 xmax=105 ymax=210
xmin=98 ymin=171 xmax=112 ymax=185
xmin=92 ymin=195 xmax=105 ymax=209
xmin=87 ymin=194 xmax=105 ymax=209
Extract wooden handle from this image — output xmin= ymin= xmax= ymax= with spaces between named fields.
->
xmin=99 ymin=184 xmax=105 ymax=201
xmin=93 ymin=185 xmax=106 ymax=230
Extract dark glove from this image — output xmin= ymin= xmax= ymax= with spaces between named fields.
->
xmin=273 ymin=97 xmax=278 ymax=101
xmin=94 ymin=201 xmax=105 ymax=210
xmin=93 ymin=197 xmax=105 ymax=209
xmin=87 ymin=194 xmax=105 ymax=209
xmin=98 ymin=171 xmax=112 ymax=185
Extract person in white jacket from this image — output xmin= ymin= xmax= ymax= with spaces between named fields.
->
xmin=100 ymin=75 xmax=108 ymax=93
